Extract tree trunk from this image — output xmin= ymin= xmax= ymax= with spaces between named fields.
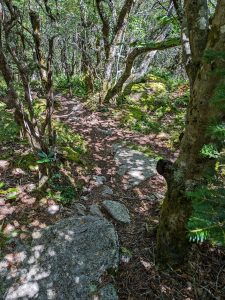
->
xmin=157 ymin=0 xmax=225 ymax=265
xmin=104 ymin=38 xmax=181 ymax=102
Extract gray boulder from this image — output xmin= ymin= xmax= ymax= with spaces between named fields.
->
xmin=2 ymin=216 xmax=119 ymax=300
xmin=103 ymin=200 xmax=131 ymax=224
xmin=89 ymin=204 xmax=104 ymax=218
xmin=98 ymin=284 xmax=118 ymax=300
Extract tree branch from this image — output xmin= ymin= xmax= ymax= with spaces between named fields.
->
xmin=104 ymin=37 xmax=181 ymax=101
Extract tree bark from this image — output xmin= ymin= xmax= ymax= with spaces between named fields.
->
xmin=96 ymin=0 xmax=135 ymax=103
xmin=157 ymin=0 xmax=225 ymax=266
xmin=104 ymin=38 xmax=181 ymax=102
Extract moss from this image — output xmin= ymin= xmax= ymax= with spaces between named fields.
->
xmin=130 ymin=83 xmax=146 ymax=93
xmin=145 ymin=81 xmax=167 ymax=94
xmin=53 ymin=121 xmax=87 ymax=164
xmin=126 ymin=143 xmax=163 ymax=160
xmin=0 ymin=102 xmax=19 ymax=142
xmin=0 ymin=78 xmax=7 ymax=97
xmin=33 ymin=98 xmax=46 ymax=118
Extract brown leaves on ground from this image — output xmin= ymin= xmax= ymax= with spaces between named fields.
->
xmin=0 ymin=96 xmax=224 ymax=299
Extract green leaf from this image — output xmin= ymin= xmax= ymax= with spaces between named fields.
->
xmin=0 ymin=182 xmax=5 ymax=189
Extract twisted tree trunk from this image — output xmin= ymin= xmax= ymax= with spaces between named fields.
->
xmin=157 ymin=0 xmax=225 ymax=265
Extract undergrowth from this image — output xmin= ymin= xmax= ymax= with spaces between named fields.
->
xmin=117 ymin=69 xmax=188 ymax=138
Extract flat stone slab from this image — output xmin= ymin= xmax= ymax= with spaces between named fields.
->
xmin=114 ymin=145 xmax=157 ymax=188
xmin=103 ymin=200 xmax=131 ymax=224
xmin=2 ymin=216 xmax=119 ymax=300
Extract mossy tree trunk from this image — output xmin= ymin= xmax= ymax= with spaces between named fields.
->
xmin=157 ymin=0 xmax=225 ymax=266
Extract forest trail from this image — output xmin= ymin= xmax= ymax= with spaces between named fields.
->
xmin=1 ymin=96 xmax=224 ymax=300
xmin=55 ymin=95 xmax=168 ymax=203
xmin=54 ymin=96 xmax=172 ymax=298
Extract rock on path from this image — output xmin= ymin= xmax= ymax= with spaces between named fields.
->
xmin=2 ymin=216 xmax=119 ymax=300
xmin=113 ymin=144 xmax=157 ymax=189
xmin=103 ymin=200 xmax=131 ymax=224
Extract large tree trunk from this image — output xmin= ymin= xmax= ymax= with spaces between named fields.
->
xmin=157 ymin=0 xmax=225 ymax=265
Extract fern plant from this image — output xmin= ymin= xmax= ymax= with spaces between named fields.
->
xmin=187 ymin=183 xmax=225 ymax=245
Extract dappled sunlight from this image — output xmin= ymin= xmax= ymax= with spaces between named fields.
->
xmin=2 ymin=216 xmax=119 ymax=299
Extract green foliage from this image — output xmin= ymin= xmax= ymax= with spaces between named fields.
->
xmin=210 ymin=84 xmax=225 ymax=111
xmin=0 ymin=102 xmax=19 ymax=142
xmin=46 ymin=173 xmax=81 ymax=205
xmin=0 ymin=78 xmax=7 ymax=97
xmin=208 ymin=124 xmax=225 ymax=139
xmin=120 ymin=70 xmax=187 ymax=137
xmin=188 ymin=61 xmax=225 ymax=247
xmin=0 ymin=184 xmax=19 ymax=200
xmin=53 ymin=121 xmax=87 ymax=164
xmin=204 ymin=49 xmax=225 ymax=62
xmin=16 ymin=153 xmax=38 ymax=171
xmin=187 ymin=183 xmax=225 ymax=246
xmin=149 ymin=68 xmax=186 ymax=91
xmin=30 ymin=79 xmax=42 ymax=91
xmin=0 ymin=227 xmax=8 ymax=252
xmin=201 ymin=144 xmax=220 ymax=159
xmin=55 ymin=75 xmax=88 ymax=97
xmin=37 ymin=151 xmax=56 ymax=164
xmin=155 ymin=15 xmax=180 ymax=37
xmin=33 ymin=98 xmax=46 ymax=118
xmin=121 ymin=104 xmax=161 ymax=134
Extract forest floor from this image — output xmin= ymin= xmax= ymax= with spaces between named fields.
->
xmin=0 ymin=76 xmax=225 ymax=299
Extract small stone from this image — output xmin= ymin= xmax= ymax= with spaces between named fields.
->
xmin=26 ymin=184 xmax=36 ymax=193
xmin=82 ymin=187 xmax=91 ymax=195
xmin=102 ymin=186 xmax=113 ymax=197
xmin=3 ymin=224 xmax=15 ymax=235
xmin=102 ymin=200 xmax=131 ymax=224
xmin=116 ymin=165 xmax=127 ymax=176
xmin=0 ymin=160 xmax=10 ymax=172
xmin=47 ymin=204 xmax=60 ymax=215
xmin=96 ymin=128 xmax=113 ymax=136
xmin=157 ymin=132 xmax=169 ymax=139
xmin=93 ymin=175 xmax=106 ymax=186
xmin=90 ymin=204 xmax=104 ymax=218
xmin=112 ymin=143 xmax=124 ymax=153
xmin=74 ymin=203 xmax=86 ymax=215
xmin=80 ymin=196 xmax=89 ymax=201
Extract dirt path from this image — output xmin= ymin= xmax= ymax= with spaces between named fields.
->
xmin=1 ymin=96 xmax=224 ymax=299
xmin=55 ymin=96 xmax=169 ymax=201
xmin=54 ymin=97 xmax=179 ymax=299
xmin=54 ymin=97 xmax=225 ymax=300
